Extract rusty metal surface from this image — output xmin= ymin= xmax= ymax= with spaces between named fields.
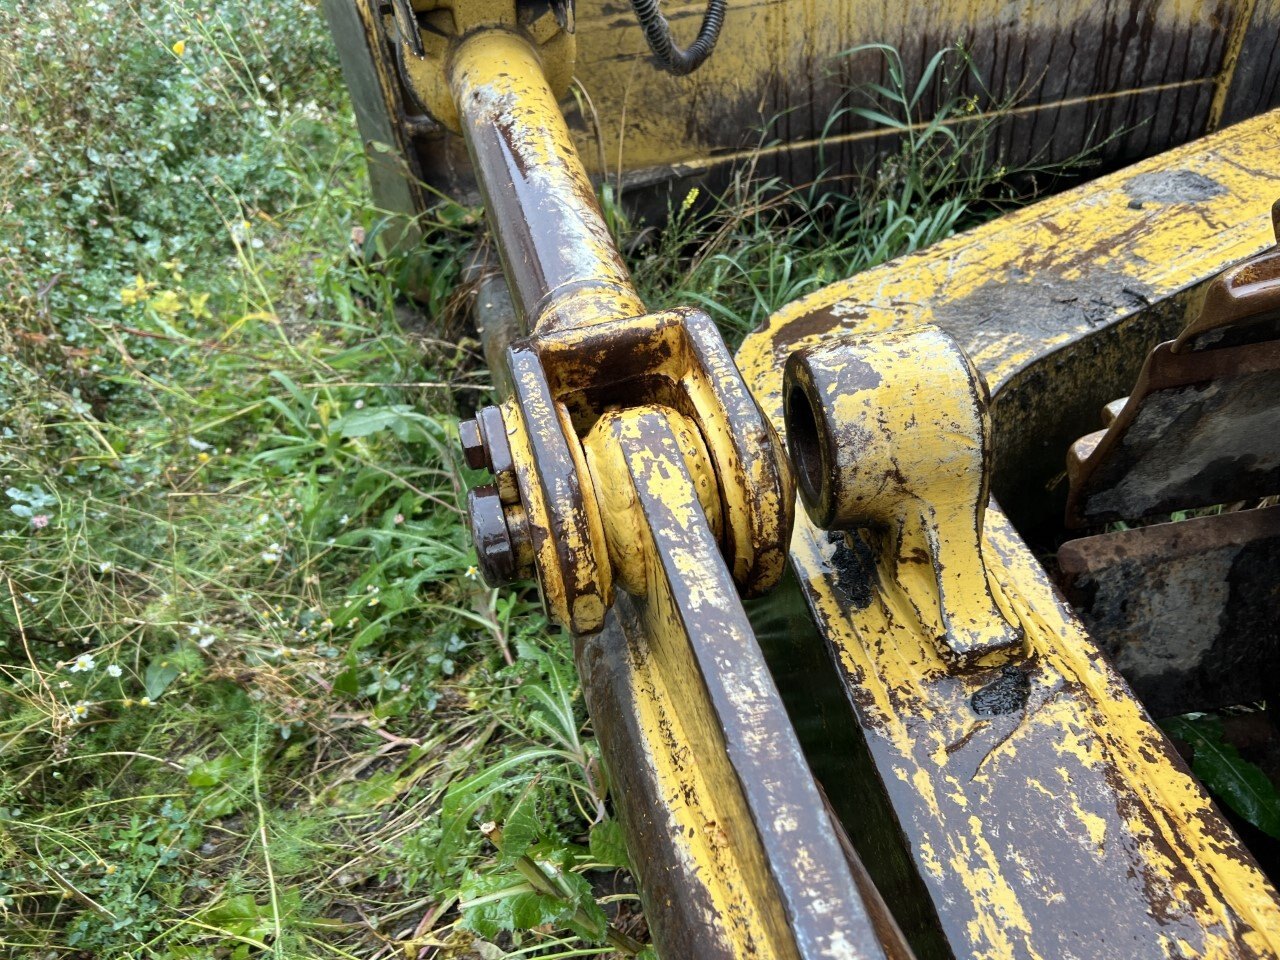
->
xmin=473 ymin=306 xmax=793 ymax=632
xmin=1067 ymin=240 xmax=1280 ymax=527
xmin=465 ymin=483 xmax=516 ymax=583
xmin=784 ymin=503 xmax=1280 ymax=958
xmin=582 ymin=406 xmax=893 ymax=960
xmin=581 ymin=592 xmax=919 ymax=960
xmin=1058 ymin=506 xmax=1280 ymax=718
xmin=736 ymin=108 xmax=1280 ymax=545
xmin=320 ymin=0 xmax=427 ymax=247
xmin=436 ymin=30 xmax=884 ymax=956
xmin=397 ymin=9 xmax=1280 ymax=956
xmin=447 ymin=30 xmax=644 ymax=333
xmin=1066 ymin=338 xmax=1280 ymax=525
xmin=575 ymin=601 xmax=745 ymax=960
xmin=331 ymin=0 xmax=1280 ymax=225
xmin=1173 ymin=245 xmax=1280 ymax=352
xmin=768 ymin=320 xmax=1280 ymax=957
xmin=745 ymin=570 xmax=955 ymax=960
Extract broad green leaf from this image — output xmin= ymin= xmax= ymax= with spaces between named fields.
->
xmin=186 ymin=754 xmax=240 ymax=789
xmin=509 ymin=890 xmax=573 ymax=931
xmin=458 ymin=871 xmax=569 ymax=938
xmin=1165 ymin=714 xmax=1280 ymax=839
xmin=555 ymin=868 xmax=608 ymax=942
xmin=332 ymin=665 xmax=359 ymax=697
xmin=198 ymin=894 xmax=272 ymax=941
xmin=589 ymin=819 xmax=630 ymax=869
xmin=501 ymin=795 xmax=540 ymax=861
xmin=329 ymin=405 xmax=436 ymax=442
xmin=144 ymin=660 xmax=181 ymax=699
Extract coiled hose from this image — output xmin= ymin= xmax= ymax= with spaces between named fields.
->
xmin=628 ymin=0 xmax=727 ymax=76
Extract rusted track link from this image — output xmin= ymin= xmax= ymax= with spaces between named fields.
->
xmin=1058 ymin=506 xmax=1280 ymax=718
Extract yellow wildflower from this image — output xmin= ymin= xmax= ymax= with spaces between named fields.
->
xmin=188 ymin=291 xmax=211 ymax=320
xmin=172 ymin=39 xmax=186 ymax=56
xmin=149 ymin=289 xmax=183 ymax=317
xmin=120 ymin=275 xmax=154 ymax=306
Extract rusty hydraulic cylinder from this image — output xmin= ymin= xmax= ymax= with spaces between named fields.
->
xmin=447 ymin=30 xmax=646 ymax=333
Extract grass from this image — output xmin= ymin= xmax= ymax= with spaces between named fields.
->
xmin=0 ymin=6 xmax=1071 ymax=958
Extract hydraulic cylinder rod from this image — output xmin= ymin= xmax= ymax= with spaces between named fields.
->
xmin=448 ymin=30 xmax=646 ymax=333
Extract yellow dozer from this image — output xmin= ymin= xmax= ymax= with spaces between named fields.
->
xmin=324 ymin=1 xmax=1280 ymax=956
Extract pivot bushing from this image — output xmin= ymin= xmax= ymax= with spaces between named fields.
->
xmin=782 ymin=326 xmax=991 ymax=533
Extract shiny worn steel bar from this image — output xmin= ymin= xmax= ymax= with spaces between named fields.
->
xmin=597 ymin=407 xmax=894 ymax=960
xmin=447 ymin=30 xmax=646 ymax=333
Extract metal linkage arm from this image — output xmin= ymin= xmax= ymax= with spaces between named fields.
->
xmin=582 ymin=405 xmax=900 ymax=960
xmin=445 ymin=21 xmax=900 ymax=960
xmin=448 ymin=31 xmax=646 ymax=333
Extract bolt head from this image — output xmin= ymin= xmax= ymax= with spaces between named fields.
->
xmin=467 ymin=484 xmax=515 ymax=585
xmin=477 ymin=405 xmax=518 ymax=501
xmin=459 ymin=418 xmax=487 ymax=470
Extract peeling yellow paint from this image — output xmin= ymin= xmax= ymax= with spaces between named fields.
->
xmin=739 ymin=110 xmax=1280 ymax=957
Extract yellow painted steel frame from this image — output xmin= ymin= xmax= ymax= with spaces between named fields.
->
xmin=581 ymin=406 xmax=882 ymax=960
xmin=739 ymin=112 xmax=1280 ymax=405
xmin=332 ymin=0 xmax=1280 ymax=235
xmin=735 ymin=109 xmax=1280 ymax=957
xmin=557 ymin=0 xmax=1280 ymax=181
xmin=426 ymin=3 xmax=1280 ymax=953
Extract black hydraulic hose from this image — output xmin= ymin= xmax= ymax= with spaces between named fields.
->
xmin=628 ymin=0 xmax=726 ymax=76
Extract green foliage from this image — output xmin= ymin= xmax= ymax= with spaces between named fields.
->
xmin=629 ymin=43 xmax=1096 ymax=342
xmin=1164 ymin=714 xmax=1280 ymax=840
xmin=0 ymin=1 xmax=523 ymax=956
xmin=459 ymin=855 xmax=609 ymax=943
